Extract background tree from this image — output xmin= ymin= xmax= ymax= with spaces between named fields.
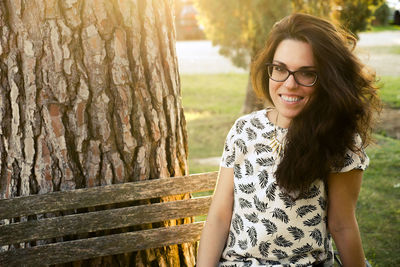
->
xmin=195 ymin=0 xmax=383 ymax=112
xmin=194 ymin=0 xmax=292 ymax=113
xmin=0 ymin=0 xmax=195 ymax=266
xmin=292 ymin=0 xmax=332 ymax=17
xmin=373 ymin=2 xmax=391 ymax=25
xmin=332 ymin=0 xmax=385 ymax=36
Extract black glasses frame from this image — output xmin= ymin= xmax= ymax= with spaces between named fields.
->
xmin=266 ymin=63 xmax=318 ymax=87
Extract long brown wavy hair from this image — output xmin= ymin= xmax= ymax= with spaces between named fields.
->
xmin=251 ymin=13 xmax=380 ymax=196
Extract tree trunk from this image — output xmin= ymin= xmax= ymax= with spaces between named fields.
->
xmin=242 ymin=73 xmax=267 ymax=114
xmin=0 ymin=0 xmax=196 ymax=266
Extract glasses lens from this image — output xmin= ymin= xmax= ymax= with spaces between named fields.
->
xmin=268 ymin=65 xmax=288 ymax=82
xmin=294 ymin=71 xmax=317 ymax=86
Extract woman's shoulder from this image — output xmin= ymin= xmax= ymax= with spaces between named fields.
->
xmin=331 ymin=133 xmax=370 ymax=173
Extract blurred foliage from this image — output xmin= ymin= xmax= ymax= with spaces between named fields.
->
xmin=332 ymin=0 xmax=385 ymax=36
xmin=194 ymin=0 xmax=385 ymax=68
xmin=194 ymin=0 xmax=292 ymax=69
xmin=373 ymin=2 xmax=391 ymax=25
xmin=292 ymin=0 xmax=332 ymax=17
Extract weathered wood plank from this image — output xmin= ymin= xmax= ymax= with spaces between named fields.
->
xmin=0 ymin=222 xmax=205 ymax=266
xmin=0 ymin=172 xmax=218 ymax=220
xmin=0 ymin=196 xmax=212 ymax=246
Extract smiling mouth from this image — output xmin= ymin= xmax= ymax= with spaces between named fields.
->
xmin=280 ymin=94 xmax=304 ymax=103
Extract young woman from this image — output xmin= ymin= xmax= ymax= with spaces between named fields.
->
xmin=197 ymin=13 xmax=379 ymax=267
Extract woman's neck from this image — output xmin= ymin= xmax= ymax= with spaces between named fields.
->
xmin=268 ymin=108 xmax=290 ymax=129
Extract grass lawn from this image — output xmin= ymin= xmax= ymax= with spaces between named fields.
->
xmin=379 ymin=76 xmax=400 ymax=108
xmin=181 ymin=73 xmax=400 ymax=267
xmin=359 ymin=134 xmax=400 ymax=267
xmin=370 ymin=25 xmax=400 ymax=32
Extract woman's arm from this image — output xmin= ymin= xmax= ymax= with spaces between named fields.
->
xmin=197 ymin=167 xmax=234 ymax=267
xmin=327 ymin=169 xmax=366 ymax=267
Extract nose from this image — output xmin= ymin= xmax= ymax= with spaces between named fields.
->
xmin=283 ymin=73 xmax=298 ymax=89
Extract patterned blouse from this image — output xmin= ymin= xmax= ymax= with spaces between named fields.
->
xmin=219 ymin=109 xmax=369 ymax=267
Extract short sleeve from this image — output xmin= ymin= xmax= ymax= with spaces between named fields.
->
xmin=220 ymin=122 xmax=237 ymax=168
xmin=332 ymin=134 xmax=369 ymax=173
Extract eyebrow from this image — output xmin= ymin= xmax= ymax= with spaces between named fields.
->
xmin=272 ymin=60 xmax=316 ymax=70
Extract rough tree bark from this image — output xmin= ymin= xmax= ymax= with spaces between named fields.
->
xmin=0 ymin=0 xmax=196 ymax=266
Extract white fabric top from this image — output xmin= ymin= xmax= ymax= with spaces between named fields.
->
xmin=219 ymin=109 xmax=369 ymax=267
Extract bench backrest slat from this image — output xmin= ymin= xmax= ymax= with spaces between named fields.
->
xmin=0 ymin=223 xmax=204 ymax=267
xmin=0 ymin=197 xmax=212 ymax=246
xmin=0 ymin=171 xmax=219 ymax=266
xmin=0 ymin=172 xmax=218 ymax=220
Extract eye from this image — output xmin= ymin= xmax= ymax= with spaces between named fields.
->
xmin=298 ymin=71 xmax=316 ymax=78
xmin=273 ymin=65 xmax=286 ymax=73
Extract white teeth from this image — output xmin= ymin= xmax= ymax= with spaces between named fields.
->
xmin=281 ymin=95 xmax=302 ymax=102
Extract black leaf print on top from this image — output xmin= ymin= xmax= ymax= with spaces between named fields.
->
xmin=243 ymin=252 xmax=253 ymax=258
xmin=235 ymin=139 xmax=248 ymax=154
xmin=238 ymin=239 xmax=248 ymax=250
xmin=234 ymin=164 xmax=242 ymax=179
xmin=239 ymin=182 xmax=256 ymax=194
xmin=327 ymin=251 xmax=333 ymax=262
xmin=224 ymin=141 xmax=230 ymax=152
xmin=228 ymin=231 xmax=235 ymax=247
xmin=304 ymin=214 xmax=322 ymax=227
xmin=311 ymin=250 xmax=323 ymax=261
xmin=292 ymin=243 xmax=313 ymax=255
xmin=225 ymin=153 xmax=235 ymax=166
xmin=220 ymin=264 xmax=236 ymax=267
xmin=256 ymin=157 xmax=275 ymax=167
xmin=262 ymin=130 xmax=275 ymax=139
xmin=232 ymin=214 xmax=244 ymax=234
xmin=289 ymin=254 xmax=307 ymax=264
xmin=259 ymin=241 xmax=271 ymax=257
xmin=246 ymin=128 xmax=257 ymax=140
xmin=296 ymin=204 xmax=317 ymax=218
xmin=324 ymin=237 xmax=329 ymax=252
xmin=244 ymin=159 xmax=254 ymax=175
xmin=239 ymin=198 xmax=252 ymax=208
xmin=278 ymin=192 xmax=296 ymax=209
xmin=274 ymin=235 xmax=293 ymax=248
xmin=251 ymin=117 xmax=265 ymax=129
xmin=265 ymin=260 xmax=281 ymax=265
xmin=318 ymin=196 xmax=327 ymax=210
xmin=254 ymin=143 xmax=271 ymax=155
xmin=253 ymin=195 xmax=269 ymax=212
xmin=272 ymin=249 xmax=288 ymax=260
xmin=303 ymin=185 xmax=321 ymax=199
xmin=258 ymin=170 xmax=269 ymax=188
xmin=261 ymin=218 xmax=277 ymax=235
xmin=236 ymin=119 xmax=246 ymax=134
xmin=226 ymin=249 xmax=240 ymax=258
xmin=271 ymin=208 xmax=289 ymax=223
xmin=244 ymin=212 xmax=259 ymax=223
xmin=287 ymin=226 xmax=305 ymax=241
xmin=247 ymin=226 xmax=258 ymax=247
xmin=310 ymin=229 xmax=323 ymax=246
xmin=343 ymin=153 xmax=354 ymax=167
xmin=265 ymin=182 xmax=277 ymax=201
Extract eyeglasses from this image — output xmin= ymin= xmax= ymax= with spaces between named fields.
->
xmin=266 ymin=63 xmax=318 ymax=87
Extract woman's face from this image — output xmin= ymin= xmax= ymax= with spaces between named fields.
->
xmin=269 ymin=39 xmax=317 ymax=128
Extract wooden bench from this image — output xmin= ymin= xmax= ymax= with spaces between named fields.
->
xmin=0 ymin=170 xmax=372 ymax=267
xmin=0 ymin=172 xmax=218 ymax=266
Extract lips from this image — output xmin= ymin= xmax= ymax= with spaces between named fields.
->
xmin=280 ymin=94 xmax=304 ymax=103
